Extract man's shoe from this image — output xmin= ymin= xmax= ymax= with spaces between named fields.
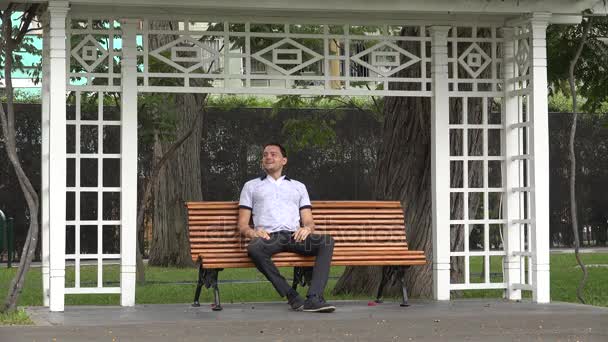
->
xmin=303 ymin=295 xmax=336 ymax=313
xmin=287 ymin=292 xmax=305 ymax=311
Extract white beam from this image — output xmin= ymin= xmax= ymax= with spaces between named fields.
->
xmin=4 ymin=0 xmax=605 ymax=16
xmin=430 ymin=25 xmax=451 ymax=301
xmin=48 ymin=0 xmax=69 ymax=312
xmin=119 ymin=18 xmax=139 ymax=307
xmin=501 ymin=27 xmax=522 ymax=301
xmin=529 ymin=13 xmax=551 ymax=304
xmin=41 ymin=14 xmax=51 ymax=308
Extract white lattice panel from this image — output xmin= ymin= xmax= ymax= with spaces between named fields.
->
xmin=448 ymin=95 xmax=508 ymax=290
xmin=66 ymin=17 xmax=511 ymax=98
xmin=67 ymin=18 xmax=123 ymax=91
xmin=447 ymin=26 xmax=504 ymax=96
xmin=135 ymin=20 xmax=434 ymax=96
xmin=64 ymin=90 xmax=121 ymax=294
xmin=507 ymin=24 xmax=535 ymax=293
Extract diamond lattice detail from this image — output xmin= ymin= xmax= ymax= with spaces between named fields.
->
xmin=351 ymin=41 xmax=420 ymax=77
xmin=150 ymin=36 xmax=221 ymax=73
xmin=515 ymin=39 xmax=530 ymax=76
xmin=457 ymin=43 xmax=491 ymax=79
xmin=71 ymin=35 xmax=109 ymax=72
xmin=252 ymin=38 xmax=323 ymax=75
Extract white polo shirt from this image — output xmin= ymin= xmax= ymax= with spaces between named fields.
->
xmin=239 ymin=175 xmax=312 ymax=233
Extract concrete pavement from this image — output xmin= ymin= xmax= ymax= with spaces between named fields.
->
xmin=0 ymin=299 xmax=606 ymax=341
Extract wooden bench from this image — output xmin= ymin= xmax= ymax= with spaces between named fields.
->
xmin=186 ymin=200 xmax=427 ymax=310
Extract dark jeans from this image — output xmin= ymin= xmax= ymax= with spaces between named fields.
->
xmin=247 ymin=231 xmax=335 ymax=298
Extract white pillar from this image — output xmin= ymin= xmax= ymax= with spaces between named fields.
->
xmin=529 ymin=13 xmax=551 ymax=304
xmin=501 ymin=27 xmax=522 ymax=301
xmin=119 ymin=18 xmax=139 ymax=307
xmin=429 ymin=25 xmax=451 ymax=301
xmin=41 ymin=14 xmax=51 ymax=308
xmin=48 ymin=1 xmax=69 ymax=312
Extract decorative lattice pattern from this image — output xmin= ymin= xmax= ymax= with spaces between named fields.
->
xmin=64 ymin=90 xmax=121 ymax=294
xmin=447 ymin=26 xmax=504 ymax=95
xmin=67 ymin=18 xmax=123 ymax=91
xmin=134 ymin=20 xmax=436 ymax=96
xmin=509 ymin=24 xmax=535 ymax=291
xmin=448 ymin=95 xmax=507 ymax=290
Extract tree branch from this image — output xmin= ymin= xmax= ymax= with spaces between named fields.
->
xmin=568 ymin=17 xmax=593 ymax=305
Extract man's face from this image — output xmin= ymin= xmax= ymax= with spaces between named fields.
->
xmin=262 ymin=145 xmax=287 ymax=173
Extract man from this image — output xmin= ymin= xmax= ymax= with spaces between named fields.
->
xmin=238 ymin=143 xmax=336 ymax=312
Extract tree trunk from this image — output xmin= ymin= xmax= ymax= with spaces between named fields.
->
xmin=148 ymin=93 xmax=205 ymax=267
xmin=568 ymin=18 xmax=592 ymax=304
xmin=0 ymin=5 xmax=41 ymax=312
xmin=334 ymin=26 xmax=484 ymax=298
xmin=147 ymin=21 xmax=205 ymax=267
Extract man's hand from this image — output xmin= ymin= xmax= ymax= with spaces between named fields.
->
xmin=252 ymin=228 xmax=270 ymax=240
xmin=293 ymin=226 xmax=312 ymax=242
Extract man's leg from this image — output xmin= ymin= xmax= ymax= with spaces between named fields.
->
xmin=246 ymin=233 xmax=291 ymax=297
xmin=287 ymin=234 xmax=335 ymax=297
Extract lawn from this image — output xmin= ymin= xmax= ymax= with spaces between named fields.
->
xmin=0 ymin=253 xmax=606 ymax=324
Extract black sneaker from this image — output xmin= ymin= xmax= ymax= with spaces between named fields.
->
xmin=287 ymin=291 xmax=305 ymax=311
xmin=303 ymin=294 xmax=336 ymax=313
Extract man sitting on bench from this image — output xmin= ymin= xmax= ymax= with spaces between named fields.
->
xmin=238 ymin=143 xmax=336 ymax=313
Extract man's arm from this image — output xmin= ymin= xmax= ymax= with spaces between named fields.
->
xmin=300 ymin=208 xmax=315 ymax=232
xmin=293 ymin=208 xmax=315 ymax=242
xmin=238 ymin=208 xmax=270 ymax=240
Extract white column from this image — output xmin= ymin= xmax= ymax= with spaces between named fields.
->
xmin=501 ymin=27 xmax=522 ymax=301
xmin=429 ymin=25 xmax=451 ymax=301
xmin=529 ymin=13 xmax=551 ymax=304
xmin=41 ymin=14 xmax=51 ymax=308
xmin=119 ymin=18 xmax=139 ymax=307
xmin=48 ymin=1 xmax=69 ymax=312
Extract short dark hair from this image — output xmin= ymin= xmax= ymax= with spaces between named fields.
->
xmin=263 ymin=142 xmax=287 ymax=157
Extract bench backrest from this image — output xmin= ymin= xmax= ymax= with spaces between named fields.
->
xmin=186 ymin=201 xmax=426 ymax=268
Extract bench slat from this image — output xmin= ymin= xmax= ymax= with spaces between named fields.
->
xmin=196 ymin=249 xmax=422 ymax=255
xmin=186 ymin=201 xmax=403 ymax=209
xmin=188 ymin=225 xmax=406 ymax=231
xmin=190 ymin=241 xmax=410 ymax=249
xmin=202 ymin=255 xmax=425 ymax=264
xmin=191 ymin=247 xmax=420 ymax=254
xmin=188 ymin=209 xmax=405 ymax=216
xmin=188 ymin=219 xmax=406 ymax=225
xmin=188 ymin=214 xmax=405 ymax=220
xmin=188 ymin=230 xmax=406 ymax=237
xmin=189 ymin=236 xmax=407 ymax=243
xmin=201 ymin=260 xmax=427 ymax=268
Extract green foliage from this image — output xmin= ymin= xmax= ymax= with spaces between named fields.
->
xmin=138 ymin=93 xmax=180 ymax=145
xmin=281 ymin=117 xmax=337 ymax=153
xmin=547 ymin=18 xmax=608 ymax=114
xmin=548 ymin=90 xmax=587 ymax=113
xmin=0 ymin=10 xmax=42 ymax=82
xmin=208 ymin=95 xmax=275 ymax=110
xmin=268 ymin=94 xmax=383 ymax=153
xmin=0 ymin=308 xmax=33 ymax=325
xmin=0 ymin=88 xmax=41 ymax=103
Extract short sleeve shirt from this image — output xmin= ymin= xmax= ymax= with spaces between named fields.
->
xmin=239 ymin=175 xmax=312 ymax=233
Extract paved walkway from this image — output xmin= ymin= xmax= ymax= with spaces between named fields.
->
xmin=0 ymin=300 xmax=606 ymax=341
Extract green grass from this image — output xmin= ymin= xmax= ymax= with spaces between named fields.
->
xmin=0 ymin=308 xmax=33 ymax=325
xmin=0 ymin=253 xmax=606 ymax=318
xmin=459 ymin=253 xmax=608 ymax=307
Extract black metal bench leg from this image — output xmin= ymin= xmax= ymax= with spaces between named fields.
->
xmin=192 ymin=264 xmax=204 ymax=307
xmin=400 ymin=267 xmax=410 ymax=307
xmin=375 ymin=267 xmax=390 ymax=304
